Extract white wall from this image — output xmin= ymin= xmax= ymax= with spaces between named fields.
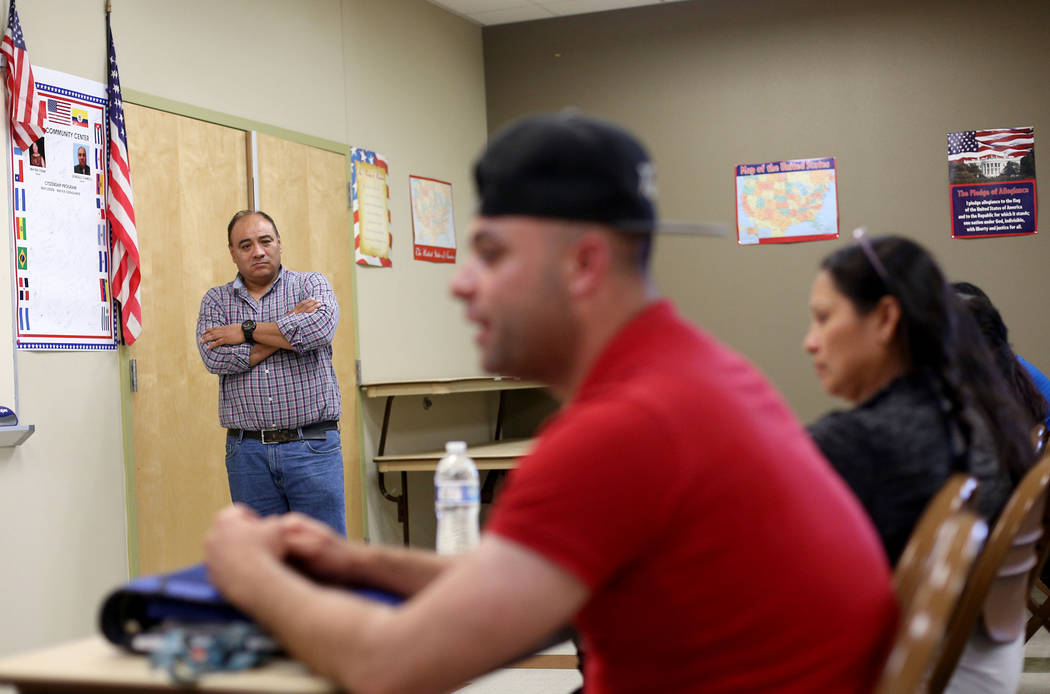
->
xmin=0 ymin=0 xmax=126 ymax=658
xmin=345 ymin=0 xmax=490 ymax=385
xmin=0 ymin=0 xmax=489 ymax=656
xmin=337 ymin=0 xmax=494 ymax=545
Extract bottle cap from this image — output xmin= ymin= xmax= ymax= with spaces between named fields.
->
xmin=445 ymin=440 xmax=467 ymax=454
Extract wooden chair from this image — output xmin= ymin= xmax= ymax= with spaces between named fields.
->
xmin=928 ymin=448 xmax=1050 ymax=692
xmin=1033 ymin=423 xmax=1048 ymax=458
xmin=894 ymin=475 xmax=979 ymax=611
xmin=1026 ymin=427 xmax=1050 ymax=642
xmin=875 ymin=509 xmax=987 ymax=694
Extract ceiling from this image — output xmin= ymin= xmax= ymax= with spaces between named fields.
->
xmin=426 ymin=0 xmax=681 ymax=26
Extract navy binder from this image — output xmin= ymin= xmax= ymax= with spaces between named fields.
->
xmin=99 ymin=563 xmax=402 ymax=653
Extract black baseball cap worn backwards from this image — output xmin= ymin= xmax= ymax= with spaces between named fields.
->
xmin=474 ymin=112 xmax=725 ymax=236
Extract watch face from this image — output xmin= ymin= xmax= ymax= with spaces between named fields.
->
xmin=242 ymin=320 xmax=256 ymax=330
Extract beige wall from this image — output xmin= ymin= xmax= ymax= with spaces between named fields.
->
xmin=0 ymin=0 xmax=487 ymax=655
xmin=338 ymin=0 xmax=493 ymax=544
xmin=483 ymin=0 xmax=1050 ymax=423
xmin=346 ymin=0 xmax=489 ymax=385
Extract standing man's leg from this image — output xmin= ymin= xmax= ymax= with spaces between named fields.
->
xmin=280 ymin=429 xmax=347 ymax=536
xmin=225 ymin=435 xmax=290 ymax=517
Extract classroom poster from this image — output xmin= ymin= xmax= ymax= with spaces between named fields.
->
xmin=947 ymin=127 xmax=1037 ymax=239
xmin=9 ymin=66 xmax=115 ymax=350
xmin=735 ymin=157 xmax=838 ymax=245
xmin=409 ymin=175 xmax=456 ymax=263
xmin=351 ymin=147 xmax=392 ymax=267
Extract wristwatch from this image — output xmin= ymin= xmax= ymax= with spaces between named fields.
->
xmin=241 ymin=319 xmax=257 ymax=344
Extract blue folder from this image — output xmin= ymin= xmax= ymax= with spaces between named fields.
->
xmin=99 ymin=563 xmax=402 ymax=653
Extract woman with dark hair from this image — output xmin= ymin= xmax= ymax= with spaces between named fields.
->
xmin=953 ymin=281 xmax=1050 ymax=430
xmin=803 ymin=235 xmax=1034 ymax=694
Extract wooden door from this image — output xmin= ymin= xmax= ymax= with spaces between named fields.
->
xmin=124 ymin=104 xmax=249 ymax=574
xmin=255 ymin=133 xmax=362 ymax=539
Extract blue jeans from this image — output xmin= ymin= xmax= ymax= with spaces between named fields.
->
xmin=224 ymin=428 xmax=346 ymax=536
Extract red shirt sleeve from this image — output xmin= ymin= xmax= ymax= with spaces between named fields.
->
xmin=486 ymin=398 xmax=679 ymax=591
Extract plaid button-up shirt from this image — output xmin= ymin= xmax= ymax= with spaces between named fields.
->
xmin=197 ymin=267 xmax=341 ymax=430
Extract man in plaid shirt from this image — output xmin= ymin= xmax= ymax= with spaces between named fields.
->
xmin=197 ymin=210 xmax=346 ymax=535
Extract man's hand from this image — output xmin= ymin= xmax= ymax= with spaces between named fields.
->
xmin=281 ymin=513 xmax=367 ymax=584
xmin=289 ymin=297 xmax=322 ymax=315
xmin=200 ymin=324 xmax=245 ymax=349
xmin=204 ymin=505 xmax=286 ymax=605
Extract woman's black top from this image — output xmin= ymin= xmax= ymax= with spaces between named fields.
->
xmin=809 ymin=371 xmax=1011 ymax=566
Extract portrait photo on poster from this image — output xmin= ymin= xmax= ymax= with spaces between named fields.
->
xmin=27 ymin=137 xmax=45 ymax=168
xmin=72 ymin=143 xmax=91 ymax=175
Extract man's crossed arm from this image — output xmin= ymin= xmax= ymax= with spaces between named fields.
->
xmin=200 ymin=298 xmax=321 ymax=367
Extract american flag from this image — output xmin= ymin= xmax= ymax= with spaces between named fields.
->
xmin=46 ymin=97 xmax=70 ymax=125
xmin=0 ymin=0 xmax=45 ymax=150
xmin=106 ymin=12 xmax=141 ymax=344
xmin=948 ymin=127 xmax=1034 ymax=162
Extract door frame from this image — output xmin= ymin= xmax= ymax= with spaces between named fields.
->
xmin=119 ymin=89 xmax=367 ymax=576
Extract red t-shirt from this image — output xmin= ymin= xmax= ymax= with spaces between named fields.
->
xmin=488 ymin=301 xmax=896 ymax=694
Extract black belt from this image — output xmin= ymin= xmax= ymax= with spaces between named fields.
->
xmin=227 ymin=420 xmax=338 ymax=444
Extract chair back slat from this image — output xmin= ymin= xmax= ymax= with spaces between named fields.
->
xmin=895 ymin=475 xmax=978 ymax=612
xmin=928 ymin=448 xmax=1050 ymax=693
xmin=978 ymin=459 xmax=1045 ymax=638
xmin=1034 ymin=423 xmax=1048 ymax=458
xmin=1024 ymin=441 xmax=1050 ymax=641
xmin=876 ymin=510 xmax=987 ymax=694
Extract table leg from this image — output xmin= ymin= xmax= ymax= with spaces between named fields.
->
xmin=400 ymin=472 xmax=410 ymax=546
xmin=375 ymin=395 xmax=411 ymax=545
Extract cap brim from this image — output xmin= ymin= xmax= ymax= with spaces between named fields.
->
xmin=616 ymin=220 xmax=729 ymax=237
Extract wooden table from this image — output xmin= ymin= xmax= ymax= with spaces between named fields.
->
xmin=374 ymin=438 xmax=533 ymax=474
xmin=0 ymin=636 xmax=577 ymax=693
xmin=374 ymin=438 xmax=533 ymax=545
xmin=362 ymin=377 xmax=542 ymax=545
xmin=0 ymin=637 xmax=338 ymax=693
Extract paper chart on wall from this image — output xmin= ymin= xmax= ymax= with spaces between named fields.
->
xmin=735 ymin=157 xmax=839 ymax=245
xmin=409 ymin=175 xmax=456 ymax=263
xmin=9 ymin=66 xmax=115 ymax=350
xmin=351 ymin=147 xmax=392 ymax=267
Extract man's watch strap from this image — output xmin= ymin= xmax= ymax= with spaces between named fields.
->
xmin=241 ymin=320 xmax=257 ymax=344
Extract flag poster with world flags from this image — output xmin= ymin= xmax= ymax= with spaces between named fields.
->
xmin=8 ymin=66 xmax=115 ymax=350
xmin=948 ymin=126 xmax=1037 ymax=239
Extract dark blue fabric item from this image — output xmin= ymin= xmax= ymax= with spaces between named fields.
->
xmin=1018 ymin=355 xmax=1050 ymax=429
xmin=100 ymin=562 xmax=402 ymax=653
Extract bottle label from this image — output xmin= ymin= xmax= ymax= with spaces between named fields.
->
xmin=435 ymin=482 xmax=479 ymax=504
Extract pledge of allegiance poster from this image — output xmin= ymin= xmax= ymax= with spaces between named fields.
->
xmin=351 ymin=147 xmax=392 ymax=267
xmin=9 ymin=66 xmax=115 ymax=350
xmin=948 ymin=127 xmax=1037 ymax=239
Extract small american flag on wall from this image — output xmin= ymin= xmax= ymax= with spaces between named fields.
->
xmin=0 ymin=0 xmax=46 ymax=150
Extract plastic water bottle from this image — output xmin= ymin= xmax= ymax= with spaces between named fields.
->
xmin=435 ymin=441 xmax=480 ymax=554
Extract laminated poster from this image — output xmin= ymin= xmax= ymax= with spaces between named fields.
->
xmin=9 ymin=66 xmax=116 ymax=350
xmin=948 ymin=127 xmax=1036 ymax=239
xmin=351 ymin=147 xmax=392 ymax=267
xmin=735 ymin=157 xmax=838 ymax=245
xmin=409 ymin=175 xmax=456 ymax=263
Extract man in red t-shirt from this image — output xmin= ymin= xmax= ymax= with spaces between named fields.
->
xmin=205 ymin=113 xmax=897 ymax=694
